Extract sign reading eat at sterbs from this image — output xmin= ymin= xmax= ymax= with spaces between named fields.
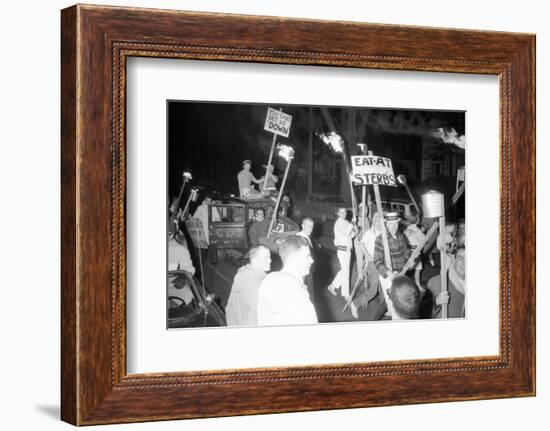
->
xmin=264 ymin=107 xmax=293 ymax=137
xmin=351 ymin=155 xmax=397 ymax=186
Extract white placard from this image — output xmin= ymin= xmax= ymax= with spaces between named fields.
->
xmin=264 ymin=107 xmax=293 ymax=137
xmin=351 ymin=155 xmax=397 ymax=186
xmin=127 ymin=57 xmax=499 ymax=374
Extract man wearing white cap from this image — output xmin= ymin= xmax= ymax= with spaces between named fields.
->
xmin=373 ymin=212 xmax=412 ymax=315
xmin=373 ymin=211 xmax=412 ymax=278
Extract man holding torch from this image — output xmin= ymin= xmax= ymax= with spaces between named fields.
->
xmin=259 ymin=164 xmax=279 ymax=198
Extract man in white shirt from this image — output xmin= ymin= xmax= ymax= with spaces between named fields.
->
xmin=237 ymin=160 xmax=261 ymax=198
xmin=296 ymin=216 xmax=314 ymax=248
xmin=327 ymin=207 xmax=357 ymax=299
xmin=257 ymin=236 xmax=317 ymax=325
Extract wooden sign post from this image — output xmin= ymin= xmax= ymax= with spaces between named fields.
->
xmin=361 ymin=185 xmax=367 ymax=231
xmin=351 ymin=151 xmax=397 ymax=270
xmin=372 ymin=180 xmax=392 ymax=272
xmin=267 ymin=146 xmax=295 ymax=238
xmin=262 ymin=107 xmax=292 ymax=194
xmin=422 ymin=190 xmax=448 ymax=318
xmin=439 ymin=210 xmax=448 ymax=318
xmin=357 ymin=142 xmax=369 ymax=233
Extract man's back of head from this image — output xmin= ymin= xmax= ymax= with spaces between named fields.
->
xmin=389 ymin=275 xmax=421 ymax=319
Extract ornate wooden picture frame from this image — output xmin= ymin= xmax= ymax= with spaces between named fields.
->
xmin=61 ymin=4 xmax=535 ymax=425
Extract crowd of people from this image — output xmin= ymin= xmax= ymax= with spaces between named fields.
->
xmin=224 ymin=206 xmax=466 ymax=326
xmin=348 ymin=210 xmax=466 ymax=320
xmin=167 ymin=157 xmax=466 ymax=326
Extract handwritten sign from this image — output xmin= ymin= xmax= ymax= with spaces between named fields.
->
xmin=184 ymin=219 xmax=208 ymax=249
xmin=264 ymin=107 xmax=292 ymax=137
xmin=350 ymin=155 xmax=397 ymax=186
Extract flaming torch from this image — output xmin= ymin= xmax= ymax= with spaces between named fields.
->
xmin=431 ymin=128 xmax=466 ymax=208
xmin=397 ymin=174 xmax=422 ymax=217
xmin=318 ymin=132 xmax=358 ymax=220
xmin=181 ymin=188 xmax=200 ymax=220
xmin=431 ymin=127 xmax=466 ymax=149
xmin=171 ymin=171 xmax=192 ymax=222
xmin=318 ymin=131 xmax=344 ymax=153
xmin=267 ymin=144 xmax=295 ymax=239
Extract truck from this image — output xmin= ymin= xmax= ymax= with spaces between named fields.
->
xmin=185 ymin=196 xmax=300 ymax=256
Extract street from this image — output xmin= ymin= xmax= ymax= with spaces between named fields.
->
xmin=200 ymin=235 xmax=442 ymax=324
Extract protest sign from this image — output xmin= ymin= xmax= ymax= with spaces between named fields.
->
xmin=184 ymin=219 xmax=208 ymax=249
xmin=264 ymin=107 xmax=292 ymax=137
xmin=350 ymin=155 xmax=397 ymax=186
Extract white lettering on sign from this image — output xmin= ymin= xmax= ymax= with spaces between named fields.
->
xmin=350 ymin=155 xmax=397 ymax=186
xmin=264 ymin=107 xmax=293 ymax=138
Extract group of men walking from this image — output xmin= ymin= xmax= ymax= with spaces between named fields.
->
xmin=226 ymin=234 xmax=318 ymax=326
xmin=169 ymin=158 xmax=466 ymax=326
xmin=225 ymin=204 xmax=466 ymax=326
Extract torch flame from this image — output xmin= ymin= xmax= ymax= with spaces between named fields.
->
xmin=277 ymin=144 xmax=295 ymax=162
xmin=431 ymin=128 xmax=465 ymax=149
xmin=183 ymin=171 xmax=193 ymax=180
xmin=318 ymin=132 xmax=344 ymax=153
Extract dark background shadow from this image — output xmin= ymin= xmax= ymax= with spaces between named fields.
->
xmin=34 ymin=405 xmax=59 ymax=420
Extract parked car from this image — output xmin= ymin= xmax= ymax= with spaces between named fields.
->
xmin=167 ymin=270 xmax=226 ymax=328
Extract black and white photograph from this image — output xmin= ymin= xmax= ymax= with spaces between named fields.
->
xmin=166 ymin=101 xmax=466 ymax=329
xmin=2 ymin=0 xmax=542 ymax=429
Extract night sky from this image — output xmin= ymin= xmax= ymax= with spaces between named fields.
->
xmin=167 ymin=101 xmax=465 ymax=203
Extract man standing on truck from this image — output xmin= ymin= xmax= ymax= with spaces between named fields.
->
xmin=237 ymin=159 xmax=261 ymax=198
xmin=259 ymin=164 xmax=279 ymax=197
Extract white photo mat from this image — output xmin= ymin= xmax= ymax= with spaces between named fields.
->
xmin=126 ymin=58 xmax=500 ymax=374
